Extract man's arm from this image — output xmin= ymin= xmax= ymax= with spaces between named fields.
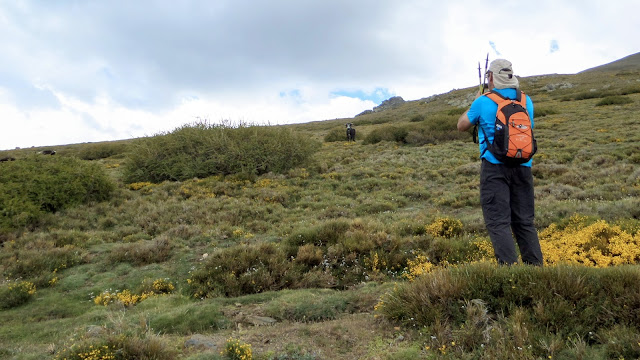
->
xmin=457 ymin=90 xmax=483 ymax=132
xmin=457 ymin=111 xmax=473 ymax=132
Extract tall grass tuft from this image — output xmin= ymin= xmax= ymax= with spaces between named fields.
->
xmin=123 ymin=120 xmax=319 ymax=183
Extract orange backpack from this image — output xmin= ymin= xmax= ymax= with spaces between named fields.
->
xmin=481 ymin=90 xmax=537 ymax=165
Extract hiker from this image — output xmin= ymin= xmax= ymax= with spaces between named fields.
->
xmin=457 ymin=59 xmax=543 ymax=266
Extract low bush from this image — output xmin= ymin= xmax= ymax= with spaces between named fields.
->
xmin=54 ymin=322 xmax=177 ymax=360
xmin=123 ymin=121 xmax=319 ymax=183
xmin=0 ymin=156 xmax=114 ymax=233
xmin=1 ymin=241 xmax=86 ymax=283
xmin=0 ymin=281 xmax=36 ymax=309
xmin=188 ymin=242 xmax=294 ymax=298
xmin=323 ymin=127 xmax=348 ymax=142
xmin=378 ymin=262 xmax=640 ymax=357
xmin=77 ymin=142 xmax=130 ymax=160
xmin=284 ymin=220 xmax=351 ymax=255
xmin=409 ymin=114 xmax=425 ymax=122
xmin=363 ymin=125 xmax=409 ymax=144
xmin=596 ymin=95 xmax=634 ymax=106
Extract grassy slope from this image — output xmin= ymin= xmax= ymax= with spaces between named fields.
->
xmin=1 ymin=60 xmax=640 ymax=359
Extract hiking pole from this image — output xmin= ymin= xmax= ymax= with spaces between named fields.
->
xmin=473 ymin=60 xmax=483 ymax=144
xmin=482 ymin=53 xmax=489 ymax=92
xmin=473 ymin=54 xmax=489 ymax=144
xmin=478 ymin=62 xmax=483 ymax=93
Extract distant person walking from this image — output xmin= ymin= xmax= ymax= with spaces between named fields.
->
xmin=457 ymin=59 xmax=543 ymax=266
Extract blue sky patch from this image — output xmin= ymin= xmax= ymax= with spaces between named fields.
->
xmin=489 ymin=41 xmax=502 ymax=56
xmin=331 ymin=87 xmax=394 ymax=105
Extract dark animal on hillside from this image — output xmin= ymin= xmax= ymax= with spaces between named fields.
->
xmin=346 ymin=123 xmax=356 ymax=142
xmin=0 ymin=156 xmax=16 ymax=162
xmin=39 ymin=150 xmax=56 ymax=155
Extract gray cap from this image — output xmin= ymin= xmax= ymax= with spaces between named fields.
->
xmin=488 ymin=59 xmax=519 ymax=89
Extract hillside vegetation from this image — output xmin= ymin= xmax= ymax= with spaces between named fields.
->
xmin=1 ymin=56 xmax=640 ymax=359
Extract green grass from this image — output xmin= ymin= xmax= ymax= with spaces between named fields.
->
xmin=1 ymin=61 xmax=640 ymax=359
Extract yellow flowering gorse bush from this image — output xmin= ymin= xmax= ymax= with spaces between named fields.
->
xmin=540 ymin=216 xmax=640 ymax=267
xmin=55 ymin=344 xmax=116 ymax=360
xmin=403 ymin=254 xmax=435 ymax=281
xmin=93 ymin=278 xmax=175 ymax=307
xmin=93 ymin=289 xmax=154 ymax=307
xmin=222 ymin=338 xmax=252 ymax=360
xmin=425 ymin=217 xmax=463 ymax=238
xmin=127 ymin=182 xmax=154 ymax=191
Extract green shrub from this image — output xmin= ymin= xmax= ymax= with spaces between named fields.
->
xmin=363 ymin=125 xmax=409 ymax=144
xmin=404 ymin=115 xmax=468 ymax=145
xmin=409 ymin=114 xmax=425 ymax=122
xmin=77 ymin=142 xmax=130 ymax=160
xmin=0 ymin=156 xmax=114 ymax=232
xmin=596 ymin=95 xmax=634 ymax=106
xmin=378 ymin=263 xmax=640 ymax=338
xmin=123 ymin=121 xmax=320 ymax=183
xmin=0 ymin=281 xmax=36 ymax=309
xmin=618 ymin=85 xmax=640 ymax=95
xmin=188 ymin=242 xmax=295 ymax=297
xmin=323 ymin=127 xmax=348 ymax=142
xmin=284 ymin=220 xmax=351 ymax=255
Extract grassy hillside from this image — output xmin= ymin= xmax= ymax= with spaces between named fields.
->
xmin=1 ymin=57 xmax=640 ymax=360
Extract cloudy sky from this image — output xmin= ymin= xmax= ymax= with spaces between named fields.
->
xmin=1 ymin=1 xmax=638 ymax=150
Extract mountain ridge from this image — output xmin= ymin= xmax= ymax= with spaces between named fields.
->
xmin=579 ymin=51 xmax=640 ymax=73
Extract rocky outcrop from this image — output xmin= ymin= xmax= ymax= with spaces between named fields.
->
xmin=373 ymin=96 xmax=405 ymax=112
xmin=356 ymin=109 xmax=373 ymax=117
xmin=446 ymin=92 xmax=476 ymax=108
xmin=421 ymin=94 xmax=440 ymax=104
xmin=542 ymin=82 xmax=574 ymax=92
xmin=185 ymin=334 xmax=218 ymax=351
xmin=355 ymin=96 xmax=405 ymax=117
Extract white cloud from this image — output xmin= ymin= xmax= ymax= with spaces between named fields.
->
xmin=1 ymin=0 xmax=639 ymax=149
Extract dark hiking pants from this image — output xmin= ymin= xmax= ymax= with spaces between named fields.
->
xmin=480 ymin=160 xmax=544 ymax=265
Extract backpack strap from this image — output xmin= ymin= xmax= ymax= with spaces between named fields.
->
xmin=485 ymin=89 xmax=526 ymax=102
xmin=484 ymin=90 xmax=506 ymax=104
xmin=517 ymin=90 xmax=527 ymax=107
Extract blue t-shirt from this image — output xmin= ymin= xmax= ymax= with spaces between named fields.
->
xmin=467 ymin=88 xmax=535 ymax=167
